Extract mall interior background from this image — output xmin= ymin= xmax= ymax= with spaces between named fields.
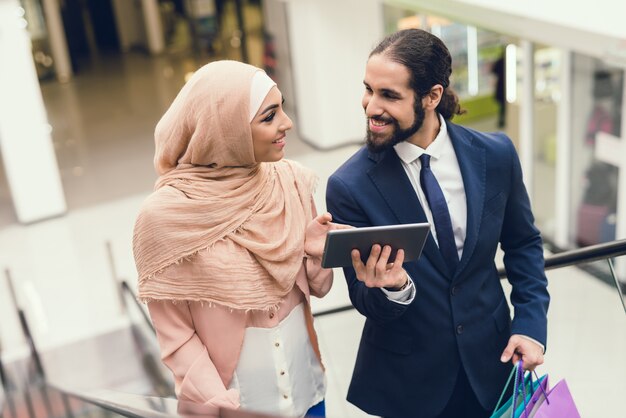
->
xmin=0 ymin=0 xmax=625 ymax=417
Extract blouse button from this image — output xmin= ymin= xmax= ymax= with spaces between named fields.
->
xmin=269 ymin=312 xmax=275 ymax=319
xmin=280 ymin=370 xmax=285 ymax=376
xmin=283 ymin=395 xmax=288 ymax=399
xmin=275 ymin=342 xmax=280 ymax=347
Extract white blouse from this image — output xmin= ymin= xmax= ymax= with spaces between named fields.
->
xmin=229 ymin=303 xmax=325 ymax=417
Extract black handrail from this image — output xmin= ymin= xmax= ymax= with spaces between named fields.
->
xmin=105 ymin=241 xmax=156 ymax=335
xmin=498 ymin=239 xmax=626 ymax=278
xmin=120 ymin=281 xmax=156 ymax=335
xmin=314 ymin=239 xmax=626 ymax=318
xmin=5 ymin=270 xmax=46 ymax=381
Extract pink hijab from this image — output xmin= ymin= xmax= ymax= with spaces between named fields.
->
xmin=133 ymin=61 xmax=316 ymax=311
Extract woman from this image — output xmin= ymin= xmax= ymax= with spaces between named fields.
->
xmin=133 ymin=60 xmax=341 ymax=417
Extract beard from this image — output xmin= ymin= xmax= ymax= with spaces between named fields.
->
xmin=366 ymin=101 xmax=425 ymax=153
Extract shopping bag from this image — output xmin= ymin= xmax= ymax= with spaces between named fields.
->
xmin=526 ymin=378 xmax=581 ymax=418
xmin=490 ymin=361 xmax=547 ymax=418
xmin=519 ymin=372 xmax=549 ymax=417
xmin=513 ymin=371 xmax=548 ymax=418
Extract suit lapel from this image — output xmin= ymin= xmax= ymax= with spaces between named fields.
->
xmin=367 ymin=149 xmax=450 ymax=278
xmin=447 ymin=123 xmax=486 ymax=280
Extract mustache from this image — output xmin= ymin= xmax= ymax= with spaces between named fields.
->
xmin=369 ymin=115 xmax=394 ymax=124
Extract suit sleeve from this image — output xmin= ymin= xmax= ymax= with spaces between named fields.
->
xmin=147 ymin=301 xmax=240 ymax=410
xmin=326 ymin=174 xmax=411 ymax=324
xmin=499 ymin=138 xmax=550 ymax=346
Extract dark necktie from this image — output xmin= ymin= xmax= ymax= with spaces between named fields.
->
xmin=419 ymin=154 xmax=459 ymax=273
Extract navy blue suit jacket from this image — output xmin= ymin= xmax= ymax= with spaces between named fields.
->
xmin=325 ymin=122 xmax=549 ymax=418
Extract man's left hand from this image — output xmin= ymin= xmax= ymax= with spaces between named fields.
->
xmin=500 ymin=334 xmax=544 ymax=370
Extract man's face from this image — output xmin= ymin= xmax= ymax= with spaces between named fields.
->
xmin=362 ymin=54 xmax=425 ymax=153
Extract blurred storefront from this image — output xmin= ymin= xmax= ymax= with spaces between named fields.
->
xmin=570 ymin=58 xmax=623 ymax=248
xmin=378 ymin=1 xmax=626 ymax=257
xmin=18 ymin=0 xmax=265 ymax=83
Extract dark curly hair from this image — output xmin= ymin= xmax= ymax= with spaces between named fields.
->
xmin=370 ymin=29 xmax=464 ymax=120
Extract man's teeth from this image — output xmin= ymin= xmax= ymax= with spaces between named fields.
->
xmin=371 ymin=119 xmax=388 ymax=126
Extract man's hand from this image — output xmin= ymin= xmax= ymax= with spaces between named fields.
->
xmin=500 ymin=334 xmax=544 ymax=370
xmin=304 ymin=212 xmax=353 ymax=258
xmin=352 ymin=244 xmax=408 ymax=290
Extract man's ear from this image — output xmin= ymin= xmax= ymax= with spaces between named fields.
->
xmin=422 ymin=84 xmax=444 ymax=110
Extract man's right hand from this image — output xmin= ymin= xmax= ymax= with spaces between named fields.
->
xmin=351 ymin=244 xmax=408 ymax=290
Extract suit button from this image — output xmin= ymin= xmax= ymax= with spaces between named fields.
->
xmin=456 ymin=325 xmax=464 ymax=335
xmin=450 ymin=286 xmax=458 ymax=296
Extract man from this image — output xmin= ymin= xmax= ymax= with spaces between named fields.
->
xmin=325 ymin=29 xmax=549 ymax=418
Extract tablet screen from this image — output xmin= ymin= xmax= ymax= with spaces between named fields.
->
xmin=321 ymin=222 xmax=430 ymax=268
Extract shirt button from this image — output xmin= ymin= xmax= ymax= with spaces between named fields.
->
xmin=269 ymin=312 xmax=275 ymax=319
xmin=283 ymin=394 xmax=288 ymax=399
xmin=275 ymin=342 xmax=280 ymax=347
xmin=280 ymin=370 xmax=285 ymax=376
xmin=450 ymin=286 xmax=458 ymax=296
xmin=456 ymin=325 xmax=464 ymax=335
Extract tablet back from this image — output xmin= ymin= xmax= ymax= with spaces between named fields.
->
xmin=321 ymin=222 xmax=430 ymax=268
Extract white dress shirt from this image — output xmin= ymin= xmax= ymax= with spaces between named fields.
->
xmin=379 ymin=114 xmax=463 ymax=305
xmin=392 ymin=114 xmax=544 ymax=352
xmin=394 ymin=113 xmax=467 ymax=260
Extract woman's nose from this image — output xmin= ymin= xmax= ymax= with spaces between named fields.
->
xmin=281 ymin=114 xmax=293 ymax=131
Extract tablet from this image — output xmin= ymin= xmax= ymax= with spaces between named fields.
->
xmin=321 ymin=222 xmax=430 ymax=268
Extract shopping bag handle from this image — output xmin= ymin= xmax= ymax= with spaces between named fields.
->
xmin=517 ymin=367 xmax=551 ymax=418
xmin=492 ymin=363 xmax=518 ymax=413
xmin=492 ymin=360 xmax=527 ymax=414
xmin=512 ymin=360 xmax=529 ymax=414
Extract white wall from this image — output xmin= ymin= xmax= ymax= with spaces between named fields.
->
xmin=285 ymin=0 xmax=384 ymax=148
xmin=460 ymin=0 xmax=626 ymax=40
xmin=0 ymin=0 xmax=66 ymax=223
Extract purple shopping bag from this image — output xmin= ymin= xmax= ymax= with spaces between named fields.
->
xmin=530 ymin=379 xmax=581 ymax=418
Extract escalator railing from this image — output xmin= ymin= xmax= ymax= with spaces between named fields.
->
xmin=43 ymin=385 xmax=278 ymax=418
xmin=313 ymin=238 xmax=626 ymax=317
xmin=3 ymin=239 xmax=625 ymax=418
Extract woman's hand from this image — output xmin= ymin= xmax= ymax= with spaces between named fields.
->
xmin=304 ymin=212 xmax=353 ymax=259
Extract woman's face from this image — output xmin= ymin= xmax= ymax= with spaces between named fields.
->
xmin=250 ymin=86 xmax=292 ymax=162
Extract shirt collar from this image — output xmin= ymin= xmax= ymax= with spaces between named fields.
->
xmin=394 ymin=113 xmax=448 ymax=164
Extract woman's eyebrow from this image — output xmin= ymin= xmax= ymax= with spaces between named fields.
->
xmin=259 ymin=103 xmax=279 ymax=115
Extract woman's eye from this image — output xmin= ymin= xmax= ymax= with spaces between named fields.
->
xmin=262 ymin=111 xmax=276 ymax=123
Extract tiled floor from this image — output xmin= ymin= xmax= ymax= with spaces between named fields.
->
xmin=0 ymin=51 xmax=625 ymax=418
